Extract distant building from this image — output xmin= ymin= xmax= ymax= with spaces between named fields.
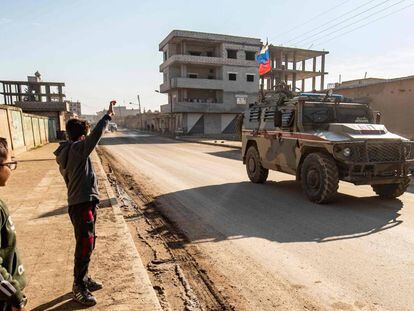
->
xmin=96 ymin=106 xmax=140 ymax=120
xmin=159 ymin=30 xmax=262 ymax=135
xmin=334 ymin=75 xmax=414 ymax=139
xmin=0 ymin=72 xmax=68 ymax=138
xmin=66 ymin=100 xmax=82 ymax=116
xmin=158 ymin=30 xmax=330 ymax=136
xmin=81 ymin=114 xmax=98 ymax=124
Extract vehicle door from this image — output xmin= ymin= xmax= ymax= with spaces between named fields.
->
xmin=262 ymin=108 xmax=298 ymax=174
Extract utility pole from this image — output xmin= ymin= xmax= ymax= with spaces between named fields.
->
xmin=137 ymin=94 xmax=143 ymax=130
xmin=137 ymin=94 xmax=141 ymax=114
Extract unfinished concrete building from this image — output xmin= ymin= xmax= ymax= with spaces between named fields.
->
xmin=159 ymin=30 xmax=262 ymax=135
xmin=0 ymin=72 xmax=67 ymax=138
xmin=262 ymin=46 xmax=328 ymax=92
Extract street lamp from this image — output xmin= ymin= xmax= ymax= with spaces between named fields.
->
xmin=154 ymin=89 xmax=171 ymax=113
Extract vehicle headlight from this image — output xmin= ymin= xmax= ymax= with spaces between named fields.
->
xmin=343 ymin=147 xmax=351 ymax=157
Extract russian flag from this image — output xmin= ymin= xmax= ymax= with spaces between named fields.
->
xmin=256 ymin=44 xmax=271 ymax=76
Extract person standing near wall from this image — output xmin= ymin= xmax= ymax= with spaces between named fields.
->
xmin=54 ymin=101 xmax=115 ymax=307
xmin=0 ymin=138 xmax=27 ymax=311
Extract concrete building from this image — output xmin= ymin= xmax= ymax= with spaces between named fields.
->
xmin=0 ymin=72 xmax=67 ymax=138
xmin=262 ymin=46 xmax=328 ymax=92
xmin=334 ymin=75 xmax=414 ymax=139
xmin=159 ymin=30 xmax=262 ymax=135
xmin=81 ymin=114 xmax=99 ymax=125
xmin=66 ymin=100 xmax=82 ymax=116
xmin=96 ymin=106 xmax=140 ymax=119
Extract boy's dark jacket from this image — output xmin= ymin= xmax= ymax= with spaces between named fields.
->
xmin=0 ymin=199 xmax=26 ymax=307
xmin=54 ymin=114 xmax=111 ymax=206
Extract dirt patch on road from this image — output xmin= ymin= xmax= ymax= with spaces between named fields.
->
xmin=98 ymin=147 xmax=245 ymax=310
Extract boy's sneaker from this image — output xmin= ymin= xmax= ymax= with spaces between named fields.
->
xmin=84 ymin=276 xmax=103 ymax=292
xmin=72 ymin=283 xmax=97 ymax=306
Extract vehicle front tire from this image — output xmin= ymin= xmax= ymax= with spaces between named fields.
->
xmin=372 ymin=178 xmax=410 ymax=199
xmin=300 ymin=153 xmax=339 ymax=204
xmin=245 ymin=146 xmax=268 ymax=183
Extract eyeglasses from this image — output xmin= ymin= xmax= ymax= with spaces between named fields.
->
xmin=0 ymin=161 xmax=17 ymax=171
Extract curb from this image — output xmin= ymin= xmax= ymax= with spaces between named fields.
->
xmin=94 ymin=154 xmax=163 ymax=310
xmin=176 ymin=138 xmax=242 ymax=150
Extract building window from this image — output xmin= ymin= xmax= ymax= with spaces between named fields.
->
xmin=227 ymin=49 xmax=237 ymax=59
xmin=228 ymin=73 xmax=237 ymax=81
xmin=189 ymin=51 xmax=202 ymax=56
xmin=246 ymin=74 xmax=255 ymax=82
xmin=163 ymin=51 xmax=167 ymax=61
xmin=245 ymin=51 xmax=256 ymax=61
xmin=206 ymin=51 xmax=213 ymax=57
xmin=188 ymin=73 xmax=198 ymax=79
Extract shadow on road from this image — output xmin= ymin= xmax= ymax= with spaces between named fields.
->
xmin=156 ymin=181 xmax=404 ymax=244
xmin=207 ymin=150 xmax=242 ymax=161
xmin=100 ymin=131 xmax=182 ymax=146
xmin=31 ymin=292 xmax=89 ymax=311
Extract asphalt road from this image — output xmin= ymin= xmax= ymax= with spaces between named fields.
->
xmin=100 ymin=130 xmax=414 ymax=311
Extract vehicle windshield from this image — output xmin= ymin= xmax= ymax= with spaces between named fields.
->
xmin=302 ymin=104 xmax=372 ymax=126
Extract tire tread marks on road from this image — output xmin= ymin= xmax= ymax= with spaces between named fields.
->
xmin=98 ymin=147 xmax=239 ymax=311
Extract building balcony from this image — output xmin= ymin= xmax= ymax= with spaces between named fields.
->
xmin=160 ymin=102 xmax=246 ymax=114
xmin=160 ymin=54 xmax=257 ymax=72
xmin=160 ymin=82 xmax=170 ymax=93
xmin=160 ymin=77 xmax=224 ymax=93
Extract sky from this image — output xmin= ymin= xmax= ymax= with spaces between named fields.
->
xmin=1 ymin=0 xmax=413 ymax=114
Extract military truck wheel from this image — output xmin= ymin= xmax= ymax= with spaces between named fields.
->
xmin=300 ymin=153 xmax=339 ymax=204
xmin=372 ymin=178 xmax=410 ymax=199
xmin=246 ymin=146 xmax=268 ymax=183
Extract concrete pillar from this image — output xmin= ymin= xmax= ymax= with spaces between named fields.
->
xmin=17 ymin=84 xmax=22 ymax=102
xmin=181 ymin=64 xmax=187 ymax=77
xmin=58 ymin=86 xmax=63 ymax=102
xmin=320 ymin=54 xmax=325 ymax=90
xmin=292 ymin=51 xmax=297 ymax=91
xmin=182 ymin=41 xmax=187 ymax=54
xmin=312 ymin=57 xmax=316 ymax=91
xmin=46 ymin=85 xmax=51 ymax=102
xmin=301 ymin=60 xmax=305 ymax=91
xmin=284 ymin=54 xmax=288 ymax=70
xmin=276 ymin=50 xmax=282 ymax=69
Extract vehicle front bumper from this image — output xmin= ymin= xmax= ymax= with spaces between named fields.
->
xmin=340 ymin=161 xmax=413 ymax=185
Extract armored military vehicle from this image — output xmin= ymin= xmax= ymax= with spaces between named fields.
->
xmin=242 ymin=85 xmax=414 ymax=203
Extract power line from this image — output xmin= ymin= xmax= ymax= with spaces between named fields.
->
xmin=270 ymin=0 xmax=352 ymax=42
xmin=294 ymin=0 xmax=405 ymax=46
xmin=296 ymin=0 xmax=407 ymax=46
xmin=313 ymin=1 xmax=414 ymax=46
xmin=284 ymin=0 xmax=384 ymax=44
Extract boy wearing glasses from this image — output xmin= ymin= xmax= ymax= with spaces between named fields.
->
xmin=54 ymin=101 xmax=115 ymax=306
xmin=0 ymin=137 xmax=27 ymax=311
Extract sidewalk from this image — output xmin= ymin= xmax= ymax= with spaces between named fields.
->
xmin=0 ymin=143 xmax=161 ymax=310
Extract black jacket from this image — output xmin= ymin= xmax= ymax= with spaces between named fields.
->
xmin=54 ymin=114 xmax=110 ymax=206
